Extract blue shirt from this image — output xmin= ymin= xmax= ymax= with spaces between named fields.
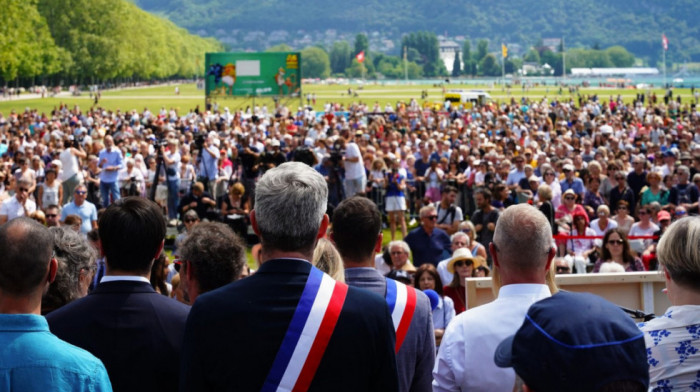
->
xmin=0 ymin=314 xmax=111 ymax=391
xmin=61 ymin=201 xmax=98 ymax=234
xmin=404 ymin=226 xmax=451 ymax=267
xmin=98 ymin=148 xmax=123 ymax=183
xmin=560 ymin=177 xmax=585 ymax=196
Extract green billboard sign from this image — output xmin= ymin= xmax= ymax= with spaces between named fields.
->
xmin=205 ymin=52 xmax=301 ymax=97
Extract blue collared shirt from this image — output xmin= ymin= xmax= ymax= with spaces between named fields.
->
xmin=98 ymin=148 xmax=123 ymax=183
xmin=0 ymin=313 xmax=112 ymax=391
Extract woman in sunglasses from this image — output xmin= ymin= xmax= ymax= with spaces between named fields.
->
xmin=593 ymin=228 xmax=644 ymax=272
xmin=442 ymin=248 xmax=484 ymax=315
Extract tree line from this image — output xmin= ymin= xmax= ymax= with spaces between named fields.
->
xmin=0 ymin=0 xmax=222 ymax=85
xmin=273 ymin=32 xmax=638 ymax=79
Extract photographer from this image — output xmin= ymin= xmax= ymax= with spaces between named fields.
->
xmin=59 ymin=137 xmax=86 ymax=204
xmin=118 ymin=158 xmax=144 ymax=197
xmin=197 ymin=135 xmax=220 ymax=197
xmin=160 ymin=138 xmax=181 ymax=224
xmin=238 ymin=136 xmax=260 ymax=208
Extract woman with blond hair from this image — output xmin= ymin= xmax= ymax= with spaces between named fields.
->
xmin=640 ymin=217 xmax=700 ymax=389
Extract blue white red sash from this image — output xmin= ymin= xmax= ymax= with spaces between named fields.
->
xmin=262 ymin=266 xmax=348 ymax=392
xmin=385 ymin=277 xmax=417 ymax=353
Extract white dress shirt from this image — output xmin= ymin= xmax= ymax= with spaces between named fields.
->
xmin=433 ymin=284 xmax=551 ymax=392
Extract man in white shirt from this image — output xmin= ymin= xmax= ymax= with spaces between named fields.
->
xmin=0 ymin=179 xmax=36 ymax=225
xmin=343 ymin=129 xmax=366 ymax=197
xmin=433 ymin=204 xmax=555 ymax=391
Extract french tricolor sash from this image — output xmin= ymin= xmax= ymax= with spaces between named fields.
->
xmin=262 ymin=266 xmax=348 ymax=392
xmin=385 ymin=277 xmax=418 ymax=353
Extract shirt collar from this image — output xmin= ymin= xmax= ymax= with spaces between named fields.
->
xmin=0 ymin=314 xmax=49 ymax=332
xmin=101 ymin=275 xmax=151 ymax=284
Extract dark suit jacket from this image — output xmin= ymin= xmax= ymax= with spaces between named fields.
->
xmin=345 ymin=267 xmax=436 ymax=392
xmin=179 ymin=258 xmax=399 ymax=392
xmin=47 ymin=280 xmax=191 ymax=392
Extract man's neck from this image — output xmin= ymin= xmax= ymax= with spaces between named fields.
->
xmin=440 ymin=199 xmax=450 ymax=209
xmin=260 ymin=248 xmax=312 ymax=263
xmin=0 ymin=291 xmax=42 ymax=315
xmin=423 ymin=225 xmax=433 ymax=236
xmin=343 ymin=258 xmax=374 ymax=269
xmin=105 ymin=268 xmax=150 ymax=279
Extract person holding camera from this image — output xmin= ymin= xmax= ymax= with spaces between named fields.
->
xmin=160 ymin=139 xmax=181 ymax=224
xmin=198 ymin=135 xmax=220 ymax=198
xmin=59 ymin=137 xmax=86 ymax=204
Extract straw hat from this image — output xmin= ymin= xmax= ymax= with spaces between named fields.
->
xmin=447 ymin=248 xmax=484 ymax=274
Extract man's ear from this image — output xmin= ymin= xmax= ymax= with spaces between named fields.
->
xmin=316 ymin=214 xmax=329 ymax=240
xmin=250 ymin=210 xmax=260 ymax=236
xmin=374 ymin=232 xmax=383 ymax=254
xmin=47 ymin=257 xmax=58 ymax=284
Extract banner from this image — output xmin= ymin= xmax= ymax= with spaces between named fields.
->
xmin=501 ymin=44 xmax=508 ymax=58
xmin=205 ymin=52 xmax=301 ymax=97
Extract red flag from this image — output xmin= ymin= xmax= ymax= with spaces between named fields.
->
xmin=356 ymin=51 xmax=365 ymax=63
xmin=662 ymin=34 xmax=668 ymax=51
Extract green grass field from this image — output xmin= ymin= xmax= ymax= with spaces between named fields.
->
xmin=0 ymin=82 xmax=695 ymax=115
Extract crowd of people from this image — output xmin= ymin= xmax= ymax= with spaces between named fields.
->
xmin=0 ymin=88 xmax=699 ymax=391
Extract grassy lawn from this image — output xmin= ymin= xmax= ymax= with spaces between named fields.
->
xmin=0 ymin=82 xmax=694 ymax=115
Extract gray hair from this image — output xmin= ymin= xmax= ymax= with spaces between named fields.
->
xmin=419 ymin=205 xmax=436 ymax=218
xmin=255 ymin=162 xmax=327 ymax=252
xmin=450 ymin=231 xmax=469 ymax=245
xmin=388 ymin=240 xmax=411 ymax=256
xmin=42 ymin=227 xmax=97 ymax=311
xmin=493 ymin=204 xmax=553 ymax=271
xmin=657 ymin=217 xmax=700 ymax=291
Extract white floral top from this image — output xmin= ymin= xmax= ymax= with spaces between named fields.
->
xmin=638 ymin=305 xmax=700 ymax=391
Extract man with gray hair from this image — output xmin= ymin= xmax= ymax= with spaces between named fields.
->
xmin=0 ymin=178 xmax=36 ymax=224
xmin=177 ymin=221 xmax=246 ymax=304
xmin=180 ymin=162 xmax=399 ymax=391
xmin=433 ymin=204 xmax=556 ymax=391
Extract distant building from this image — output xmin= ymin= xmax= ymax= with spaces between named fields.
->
xmin=439 ymin=40 xmax=460 ymax=73
xmin=570 ymin=67 xmax=660 ymax=76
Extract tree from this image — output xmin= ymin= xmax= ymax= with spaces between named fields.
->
xmin=452 ymin=51 xmax=461 ymax=77
xmin=524 ymin=49 xmax=541 ymax=64
xmin=267 ymin=44 xmax=293 ymax=52
xmin=462 ymin=39 xmax=471 ymax=62
xmin=329 ymin=41 xmax=351 ymax=74
xmin=476 ymin=39 xmax=489 ymax=62
xmin=354 ymin=34 xmax=369 ymax=57
xmin=401 ymin=31 xmax=442 ymax=77
xmin=478 ymin=54 xmax=500 ymax=76
xmin=301 ymin=46 xmax=330 ymax=79
xmin=541 ymin=50 xmax=563 ymax=76
xmin=606 ymin=46 xmax=635 ymax=67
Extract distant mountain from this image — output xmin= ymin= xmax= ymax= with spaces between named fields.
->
xmin=132 ymin=0 xmax=699 ymax=63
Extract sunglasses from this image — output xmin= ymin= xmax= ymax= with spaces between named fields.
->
xmin=607 ymin=239 xmax=625 ymax=245
xmin=75 ymin=190 xmax=87 ymax=195
xmin=564 ymin=196 xmax=576 ymax=201
xmin=18 ymin=187 xmax=29 ymax=193
xmin=46 ymin=214 xmax=57 ymax=218
xmin=639 ymin=210 xmax=649 ymax=215
xmin=425 ymin=215 xmax=438 ymax=220
xmin=453 ymin=260 xmax=473 ymax=268
xmin=676 ymin=211 xmax=687 ymax=216
xmin=184 ymin=219 xmax=198 ymax=223
xmin=556 ymin=266 xmax=570 ymax=273
xmin=390 ymin=251 xmax=406 ymax=256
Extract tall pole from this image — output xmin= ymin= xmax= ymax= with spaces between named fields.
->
xmin=562 ymin=36 xmax=566 ymax=80
xmin=663 ymin=45 xmax=667 ymax=88
xmin=404 ymin=46 xmax=408 ymax=81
